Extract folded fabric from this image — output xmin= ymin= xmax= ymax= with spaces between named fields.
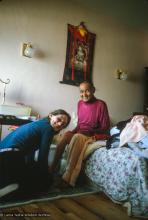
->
xmin=110 ymin=126 xmax=120 ymax=136
xmin=138 ymin=135 xmax=148 ymax=148
xmin=120 ymin=115 xmax=148 ymax=147
xmin=94 ymin=134 xmax=110 ymax=140
xmin=128 ymin=142 xmax=148 ymax=159
xmin=83 ymin=140 xmax=106 ymax=160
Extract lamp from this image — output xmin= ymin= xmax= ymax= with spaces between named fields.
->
xmin=22 ymin=43 xmax=34 ymax=58
xmin=115 ymin=69 xmax=128 ymax=80
xmin=120 ymin=72 xmax=128 ymax=80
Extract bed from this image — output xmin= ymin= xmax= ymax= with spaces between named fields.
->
xmin=84 ymin=133 xmax=148 ymax=218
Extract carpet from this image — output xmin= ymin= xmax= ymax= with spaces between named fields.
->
xmin=0 ymin=183 xmax=99 ymax=209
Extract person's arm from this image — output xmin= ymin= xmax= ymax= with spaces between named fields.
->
xmin=94 ymin=102 xmax=110 ymax=134
xmin=38 ymin=130 xmax=53 ymax=171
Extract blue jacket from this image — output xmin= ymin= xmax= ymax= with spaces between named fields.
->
xmin=0 ymin=117 xmax=55 ymax=170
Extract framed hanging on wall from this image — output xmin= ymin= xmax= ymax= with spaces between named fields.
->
xmin=60 ymin=22 xmax=96 ymax=86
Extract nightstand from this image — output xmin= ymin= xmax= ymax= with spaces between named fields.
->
xmin=0 ymin=104 xmax=32 ymax=140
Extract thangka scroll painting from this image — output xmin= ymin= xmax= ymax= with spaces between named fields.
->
xmin=60 ymin=22 xmax=96 ymax=86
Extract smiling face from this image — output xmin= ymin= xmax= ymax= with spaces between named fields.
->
xmin=79 ymin=82 xmax=95 ymax=102
xmin=49 ymin=114 xmax=69 ymax=132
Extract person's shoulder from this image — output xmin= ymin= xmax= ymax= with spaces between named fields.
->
xmin=35 ymin=118 xmax=54 ymax=132
xmin=33 ymin=117 xmax=50 ymax=127
xmin=95 ymin=98 xmax=107 ymax=105
xmin=30 ymin=118 xmax=43 ymax=124
xmin=78 ymin=100 xmax=83 ymax=106
xmin=36 ymin=117 xmax=48 ymax=122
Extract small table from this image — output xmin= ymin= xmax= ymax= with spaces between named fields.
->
xmin=0 ymin=114 xmax=32 ymax=125
xmin=0 ymin=114 xmax=32 ymax=140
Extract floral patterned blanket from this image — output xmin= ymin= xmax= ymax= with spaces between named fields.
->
xmin=85 ymin=146 xmax=148 ymax=218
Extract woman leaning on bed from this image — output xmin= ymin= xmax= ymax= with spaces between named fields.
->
xmin=0 ymin=109 xmax=71 ymax=199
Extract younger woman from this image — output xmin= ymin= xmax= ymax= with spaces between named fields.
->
xmin=0 ymin=109 xmax=71 ymax=198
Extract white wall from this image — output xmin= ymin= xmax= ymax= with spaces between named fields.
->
xmin=0 ymin=0 xmax=148 ymax=128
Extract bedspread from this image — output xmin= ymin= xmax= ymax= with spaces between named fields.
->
xmin=85 ymin=146 xmax=148 ymax=218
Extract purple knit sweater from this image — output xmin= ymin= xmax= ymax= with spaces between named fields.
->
xmin=73 ymin=97 xmax=110 ymax=136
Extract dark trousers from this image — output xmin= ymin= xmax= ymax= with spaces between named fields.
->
xmin=0 ymin=151 xmax=25 ymax=188
xmin=22 ymin=163 xmax=50 ymax=194
xmin=0 ymin=151 xmax=50 ymax=195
